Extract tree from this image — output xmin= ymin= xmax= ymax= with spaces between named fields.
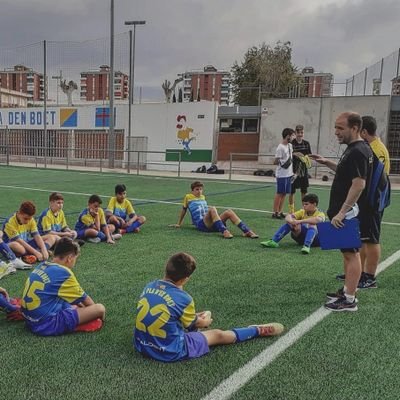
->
xmin=197 ymin=89 xmax=200 ymax=102
xmin=231 ymin=41 xmax=300 ymax=105
xmin=172 ymin=92 xmax=177 ymax=103
xmin=178 ymin=87 xmax=183 ymax=102
xmin=190 ymin=90 xmax=194 ymax=102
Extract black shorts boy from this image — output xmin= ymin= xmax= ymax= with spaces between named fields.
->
xmin=291 ymin=176 xmax=309 ymax=194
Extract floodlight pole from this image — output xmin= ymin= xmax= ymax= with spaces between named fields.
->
xmin=124 ymin=20 xmax=146 ymax=172
xmin=109 ymin=0 xmax=115 ymax=168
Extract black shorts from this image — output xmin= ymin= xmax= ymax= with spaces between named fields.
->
xmin=291 ymin=176 xmax=309 ymax=194
xmin=359 ymin=210 xmax=382 ymax=244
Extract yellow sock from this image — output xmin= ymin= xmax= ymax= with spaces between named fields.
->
xmin=289 ymin=203 xmax=295 ymax=214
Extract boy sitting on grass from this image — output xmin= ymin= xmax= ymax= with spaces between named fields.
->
xmin=133 ymin=252 xmax=284 ymax=362
xmin=171 ymin=181 xmax=258 ymax=239
xmin=261 ymin=193 xmax=325 ymax=254
xmin=2 ymin=201 xmax=57 ymax=264
xmin=0 ymin=230 xmax=32 ymax=272
xmin=21 ymin=238 xmax=105 ymax=336
xmin=75 ymin=194 xmax=121 ymax=244
xmin=38 ymin=192 xmax=81 ymax=243
xmin=105 ymin=184 xmax=146 ymax=234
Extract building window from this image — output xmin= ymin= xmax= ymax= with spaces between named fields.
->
xmin=244 ymin=118 xmax=258 ymax=132
xmin=219 ymin=118 xmax=243 ymax=132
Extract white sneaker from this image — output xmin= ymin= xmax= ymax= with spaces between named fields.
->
xmin=87 ymin=237 xmax=101 ymax=244
xmin=112 ymin=233 xmax=122 ymax=240
xmin=10 ymin=258 xmax=33 ymax=270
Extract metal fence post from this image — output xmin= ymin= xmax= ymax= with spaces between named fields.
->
xmin=6 ymin=126 xmax=10 ymax=166
xmin=137 ymin=151 xmax=140 ymax=175
xmin=178 ymin=151 xmax=181 ymax=177
xmin=229 ymin=153 xmax=232 ymax=180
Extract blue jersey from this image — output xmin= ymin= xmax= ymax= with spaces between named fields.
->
xmin=21 ymin=261 xmax=87 ymax=323
xmin=134 ymin=279 xmax=197 ymax=362
xmin=183 ymin=193 xmax=208 ymax=226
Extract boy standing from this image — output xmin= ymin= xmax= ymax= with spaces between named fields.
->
xmin=272 ymin=128 xmax=295 ymax=219
xmin=37 ymin=192 xmax=79 ymax=241
xmin=75 ymin=194 xmax=121 ymax=244
xmin=105 ymin=184 xmax=146 ymax=234
xmin=21 ymin=238 xmax=105 ymax=336
xmin=171 ymin=181 xmax=258 ymax=239
xmin=2 ymin=201 xmax=57 ymax=262
xmin=261 ymin=194 xmax=325 ymax=254
xmin=133 ymin=252 xmax=284 ymax=362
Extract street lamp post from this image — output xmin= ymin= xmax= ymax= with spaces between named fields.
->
xmin=124 ymin=20 xmax=145 ymax=173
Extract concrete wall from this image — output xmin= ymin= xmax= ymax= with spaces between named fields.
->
xmin=0 ymin=101 xmax=218 ymax=172
xmin=259 ymin=96 xmax=391 ymax=163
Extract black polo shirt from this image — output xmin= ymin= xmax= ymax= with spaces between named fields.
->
xmin=292 ymin=139 xmax=312 ymax=174
xmin=327 ymin=140 xmax=373 ymax=220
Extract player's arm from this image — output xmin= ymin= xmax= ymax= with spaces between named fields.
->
xmin=13 ymin=237 xmax=42 ymax=260
xmin=331 ymin=177 xmax=365 ymax=228
xmin=309 ymin=154 xmax=337 ymax=171
xmin=33 ymin=233 xmax=49 ymax=260
xmin=172 ymin=207 xmax=187 ymax=228
xmin=299 ymin=215 xmax=325 ymax=225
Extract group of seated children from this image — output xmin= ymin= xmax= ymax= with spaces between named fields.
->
xmin=1 ymin=181 xmax=328 ymax=363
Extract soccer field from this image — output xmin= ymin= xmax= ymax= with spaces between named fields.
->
xmin=0 ymin=166 xmax=399 ymax=400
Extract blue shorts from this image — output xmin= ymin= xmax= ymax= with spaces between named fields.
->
xmin=276 ymin=177 xmax=292 ymax=194
xmin=184 ymin=332 xmax=210 ymax=360
xmin=195 ymin=220 xmax=214 ymax=233
xmin=27 ymin=238 xmax=40 ymax=250
xmin=26 ymin=307 xmax=79 ymax=336
xmin=76 ymin=229 xmax=89 ymax=240
xmin=291 ymin=225 xmax=320 ymax=247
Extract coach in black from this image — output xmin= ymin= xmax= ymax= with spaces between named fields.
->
xmin=288 ymin=124 xmax=312 ymax=213
xmin=310 ymin=112 xmax=373 ymax=312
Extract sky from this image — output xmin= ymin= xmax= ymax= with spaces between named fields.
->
xmin=1 ymin=0 xmax=399 ymax=101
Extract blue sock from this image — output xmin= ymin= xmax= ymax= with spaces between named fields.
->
xmin=126 ymin=220 xmax=142 ymax=233
xmin=97 ymin=231 xmax=107 ymax=242
xmin=237 ymin=221 xmax=250 ymax=234
xmin=212 ymin=220 xmax=227 ymax=233
xmin=272 ymin=223 xmax=292 ymax=243
xmin=0 ymin=294 xmax=17 ymax=313
xmin=304 ymin=228 xmax=317 ymax=247
xmin=0 ymin=242 xmax=16 ymax=261
xmin=232 ymin=326 xmax=259 ymax=342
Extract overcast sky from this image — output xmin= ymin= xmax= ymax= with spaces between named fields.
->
xmin=1 ymin=0 xmax=399 ymax=101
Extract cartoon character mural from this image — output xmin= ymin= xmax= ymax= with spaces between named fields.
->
xmin=176 ymin=115 xmax=196 ymax=155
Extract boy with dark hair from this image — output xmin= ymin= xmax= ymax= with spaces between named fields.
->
xmin=38 ymin=192 xmax=79 ymax=241
xmin=272 ymin=128 xmax=295 ymax=219
xmin=133 ymin=252 xmax=284 ymax=362
xmin=2 ymin=201 xmax=57 ymax=264
xmin=171 ymin=181 xmax=258 ymax=239
xmin=21 ymin=238 xmax=105 ymax=336
xmin=75 ymin=194 xmax=121 ymax=244
xmin=261 ymin=193 xmax=325 ymax=254
xmin=106 ymin=184 xmax=146 ymax=234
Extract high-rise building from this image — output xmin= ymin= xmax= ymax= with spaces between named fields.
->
xmin=0 ymin=65 xmax=44 ymax=102
xmin=181 ymin=65 xmax=231 ymax=105
xmin=300 ymin=67 xmax=333 ymax=97
xmin=80 ymin=65 xmax=129 ymax=101
xmin=391 ymin=76 xmax=400 ymax=95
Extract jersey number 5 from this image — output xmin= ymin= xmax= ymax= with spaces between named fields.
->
xmin=136 ymin=298 xmax=170 ymax=339
xmin=21 ymin=280 xmax=45 ymax=310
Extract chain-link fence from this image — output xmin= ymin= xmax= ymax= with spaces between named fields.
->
xmin=345 ymin=48 xmax=400 ymax=96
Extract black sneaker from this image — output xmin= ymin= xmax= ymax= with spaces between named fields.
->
xmin=75 ymin=239 xmax=86 ymax=247
xmin=278 ymin=213 xmax=286 ymax=219
xmin=357 ymin=275 xmax=377 ymax=289
xmin=271 ymin=213 xmax=279 ymax=219
xmin=336 ymin=273 xmax=345 ymax=281
xmin=325 ymin=296 xmax=358 ymax=312
xmin=326 ymin=287 xmax=345 ymax=300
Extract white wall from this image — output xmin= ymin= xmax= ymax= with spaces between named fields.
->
xmin=259 ymin=96 xmax=391 ymax=163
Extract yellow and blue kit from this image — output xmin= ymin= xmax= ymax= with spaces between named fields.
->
xmin=292 ymin=208 xmax=326 ymax=225
xmin=134 ymin=279 xmax=198 ymax=362
xmin=2 ymin=213 xmax=39 ymax=243
xmin=106 ymin=197 xmax=135 ymax=220
xmin=37 ymin=208 xmax=68 ymax=235
xmin=75 ymin=208 xmax=107 ymax=231
xmin=21 ymin=262 xmax=87 ymax=323
xmin=182 ymin=193 xmax=208 ymax=226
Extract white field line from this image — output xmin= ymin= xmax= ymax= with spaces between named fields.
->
xmin=0 ymin=184 xmax=398 ymax=227
xmin=202 ymin=249 xmax=400 ymax=400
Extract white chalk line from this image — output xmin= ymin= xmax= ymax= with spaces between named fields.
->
xmin=202 ymin=249 xmax=400 ymax=400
